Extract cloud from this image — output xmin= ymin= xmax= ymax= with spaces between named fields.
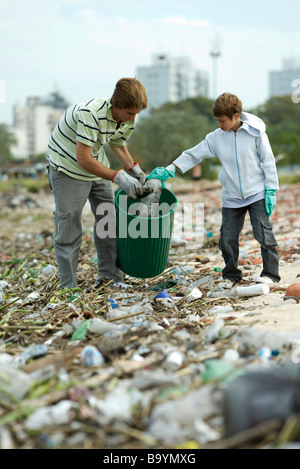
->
xmin=0 ymin=1 xmax=299 ymax=125
xmin=164 ymin=15 xmax=210 ymax=28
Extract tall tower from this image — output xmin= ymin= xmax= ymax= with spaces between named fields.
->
xmin=210 ymin=35 xmax=221 ymax=99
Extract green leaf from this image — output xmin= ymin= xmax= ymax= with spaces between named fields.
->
xmin=71 ymin=319 xmax=91 ymax=341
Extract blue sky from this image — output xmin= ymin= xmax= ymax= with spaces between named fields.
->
xmin=0 ymin=0 xmax=299 ymax=124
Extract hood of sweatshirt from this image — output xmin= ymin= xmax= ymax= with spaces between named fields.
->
xmin=240 ymin=112 xmax=266 ymax=137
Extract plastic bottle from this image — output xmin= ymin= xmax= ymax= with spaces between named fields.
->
xmin=187 ymin=275 xmax=215 ymax=290
xmin=170 ymin=266 xmax=195 ymax=276
xmin=41 ymin=264 xmax=57 ymax=276
xmin=20 ymin=344 xmax=48 ymax=362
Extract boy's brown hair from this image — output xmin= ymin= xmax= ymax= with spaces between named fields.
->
xmin=111 ymin=78 xmax=148 ymax=110
xmin=212 ymin=92 xmax=243 ymax=119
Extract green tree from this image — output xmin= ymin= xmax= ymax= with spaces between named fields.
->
xmin=159 ymin=95 xmax=216 ymax=120
xmin=250 ymin=95 xmax=300 ymax=166
xmin=127 ymin=108 xmax=215 ymax=172
xmin=251 ymin=95 xmax=300 ymax=126
xmin=0 ymin=124 xmax=17 ymax=167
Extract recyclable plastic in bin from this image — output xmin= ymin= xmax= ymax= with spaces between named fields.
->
xmin=115 ymin=188 xmax=177 ymax=278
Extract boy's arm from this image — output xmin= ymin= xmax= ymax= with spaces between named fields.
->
xmin=173 ymin=134 xmax=216 ymax=174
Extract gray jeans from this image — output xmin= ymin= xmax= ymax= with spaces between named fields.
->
xmin=219 ymin=199 xmax=280 ymax=283
xmin=48 ymin=166 xmax=123 ymax=288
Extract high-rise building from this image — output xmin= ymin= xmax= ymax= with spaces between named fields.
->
xmin=10 ymin=91 xmax=69 ymax=160
xmin=136 ymin=54 xmax=209 ymax=116
xmin=269 ymin=58 xmax=300 ymax=98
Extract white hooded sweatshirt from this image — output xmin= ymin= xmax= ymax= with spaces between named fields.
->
xmin=173 ymin=112 xmax=279 ymax=199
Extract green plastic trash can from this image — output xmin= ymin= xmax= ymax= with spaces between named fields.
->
xmin=115 ymin=188 xmax=178 ymax=278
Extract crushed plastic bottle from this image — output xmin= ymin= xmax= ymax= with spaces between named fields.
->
xmin=188 ymin=276 xmax=215 ymax=289
xmin=208 ymin=305 xmax=234 ymax=315
xmin=25 ymin=291 xmax=40 ymax=302
xmin=41 ymin=264 xmax=57 ymax=276
xmin=20 ymin=344 xmax=48 ymax=362
xmin=170 ymin=265 xmax=195 ymax=275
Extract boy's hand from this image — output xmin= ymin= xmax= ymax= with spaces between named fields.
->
xmin=265 ymin=187 xmax=277 ymax=217
xmin=146 ymin=164 xmax=176 ymax=186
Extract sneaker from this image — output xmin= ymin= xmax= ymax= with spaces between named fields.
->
xmin=254 ymin=276 xmax=274 ymax=285
xmin=111 ymin=281 xmax=133 ymax=289
xmin=94 ymin=277 xmax=110 ymax=288
xmin=94 ymin=277 xmax=122 ymax=288
xmin=94 ymin=278 xmax=132 ymax=289
xmin=219 ymin=277 xmax=236 ymax=289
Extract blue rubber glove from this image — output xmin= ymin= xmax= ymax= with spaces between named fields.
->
xmin=265 ymin=187 xmax=277 ymax=217
xmin=146 ymin=164 xmax=176 ymax=188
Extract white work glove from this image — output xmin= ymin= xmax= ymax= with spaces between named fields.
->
xmin=142 ymin=179 xmax=162 ymax=203
xmin=113 ymin=169 xmax=145 ymax=199
xmin=125 ymin=162 xmax=146 ymax=185
xmin=140 ymin=179 xmax=162 ymax=216
xmin=128 ymin=179 xmax=162 ymax=217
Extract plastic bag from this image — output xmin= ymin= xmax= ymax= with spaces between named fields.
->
xmin=223 ymin=363 xmax=300 ymax=437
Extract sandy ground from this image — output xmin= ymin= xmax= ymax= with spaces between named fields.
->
xmin=1 ymin=180 xmax=300 ymax=334
xmin=236 ymin=261 xmax=300 ymax=332
xmin=172 ymin=178 xmax=300 ymax=334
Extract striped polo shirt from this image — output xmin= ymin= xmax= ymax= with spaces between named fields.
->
xmin=47 ymin=97 xmax=136 ymax=181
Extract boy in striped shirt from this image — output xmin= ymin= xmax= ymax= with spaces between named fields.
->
xmin=47 ymin=77 xmax=148 ymax=289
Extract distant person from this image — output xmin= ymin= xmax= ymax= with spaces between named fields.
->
xmin=168 ymin=92 xmax=281 ymax=286
xmin=192 ymin=164 xmax=203 ymax=199
xmin=192 ymin=164 xmax=202 ymax=182
xmin=47 ymin=78 xmax=148 ymax=289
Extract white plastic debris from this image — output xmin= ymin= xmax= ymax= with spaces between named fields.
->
xmin=0 ymin=365 xmax=31 ymax=400
xmin=184 ymin=287 xmax=203 ymax=302
xmin=25 ymin=400 xmax=78 ymax=430
xmin=236 ymin=284 xmax=270 ymax=297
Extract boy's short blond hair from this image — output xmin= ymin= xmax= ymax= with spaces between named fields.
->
xmin=111 ymin=77 xmax=148 ymax=111
xmin=212 ymin=93 xmax=243 ymax=119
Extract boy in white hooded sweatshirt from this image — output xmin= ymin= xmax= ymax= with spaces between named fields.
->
xmin=171 ymin=92 xmax=280 ymax=286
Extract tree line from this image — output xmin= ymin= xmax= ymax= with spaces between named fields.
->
xmin=1 ymin=94 xmax=300 ymax=177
